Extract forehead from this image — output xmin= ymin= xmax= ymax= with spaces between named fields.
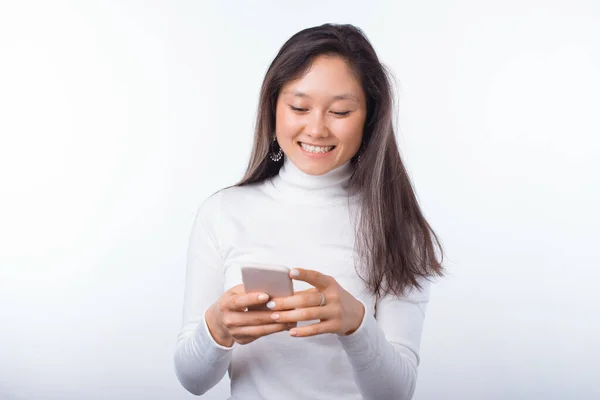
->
xmin=281 ymin=55 xmax=364 ymax=100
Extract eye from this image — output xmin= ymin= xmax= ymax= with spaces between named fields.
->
xmin=289 ymin=105 xmax=308 ymax=112
xmin=331 ymin=111 xmax=351 ymax=116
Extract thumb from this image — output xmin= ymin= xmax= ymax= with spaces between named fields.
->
xmin=226 ymin=284 xmax=246 ymax=296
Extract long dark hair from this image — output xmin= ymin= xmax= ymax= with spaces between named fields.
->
xmin=237 ymin=23 xmax=443 ymax=297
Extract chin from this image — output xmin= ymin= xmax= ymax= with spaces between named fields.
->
xmin=287 ymin=144 xmax=344 ymax=176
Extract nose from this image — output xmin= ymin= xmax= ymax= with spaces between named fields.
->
xmin=306 ymin=111 xmax=329 ymax=138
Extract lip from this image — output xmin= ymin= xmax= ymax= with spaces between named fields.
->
xmin=297 ymin=142 xmax=336 ymax=158
xmin=298 ymin=142 xmax=336 ymax=147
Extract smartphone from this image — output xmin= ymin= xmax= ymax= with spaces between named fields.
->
xmin=241 ymin=264 xmax=294 ymax=311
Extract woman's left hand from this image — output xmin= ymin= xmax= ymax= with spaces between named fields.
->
xmin=266 ymin=268 xmax=365 ymax=337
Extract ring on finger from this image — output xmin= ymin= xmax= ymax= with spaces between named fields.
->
xmin=319 ymin=292 xmax=326 ymax=307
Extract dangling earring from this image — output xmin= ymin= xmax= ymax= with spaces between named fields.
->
xmin=269 ymin=136 xmax=283 ymax=162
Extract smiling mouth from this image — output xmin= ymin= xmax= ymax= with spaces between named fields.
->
xmin=298 ymin=142 xmax=336 ymax=154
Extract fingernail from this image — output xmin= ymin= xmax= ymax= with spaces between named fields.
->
xmin=258 ymin=294 xmax=269 ymax=301
xmin=290 ymin=269 xmax=300 ymax=277
xmin=266 ymin=301 xmax=276 ymax=309
xmin=271 ymin=313 xmax=280 ymax=320
xmin=289 ymin=329 xmax=298 ymax=336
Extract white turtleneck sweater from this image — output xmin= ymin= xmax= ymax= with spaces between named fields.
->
xmin=173 ymin=157 xmax=432 ymax=400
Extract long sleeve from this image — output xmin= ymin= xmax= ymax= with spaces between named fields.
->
xmin=173 ymin=191 xmax=234 ymax=396
xmin=337 ymin=279 xmax=432 ymax=400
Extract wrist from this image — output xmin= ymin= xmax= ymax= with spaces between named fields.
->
xmin=343 ymin=298 xmax=365 ymax=336
xmin=205 ymin=305 xmax=234 ymax=347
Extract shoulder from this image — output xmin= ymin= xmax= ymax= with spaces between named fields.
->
xmin=195 ymin=181 xmax=270 ymax=219
xmin=188 ymin=191 xmax=224 ymax=244
xmin=216 ymin=181 xmax=272 ymax=209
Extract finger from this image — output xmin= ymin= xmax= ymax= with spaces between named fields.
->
xmin=222 ymin=310 xmax=278 ymax=328
xmin=289 ymin=268 xmax=332 ymax=289
xmin=270 ymin=306 xmax=335 ymax=323
xmin=289 ymin=320 xmax=339 ymax=337
xmin=266 ymin=290 xmax=322 ymax=311
xmin=228 ymin=292 xmax=270 ymax=311
xmin=231 ymin=322 xmax=291 ymax=339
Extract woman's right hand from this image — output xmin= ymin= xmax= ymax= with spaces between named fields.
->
xmin=205 ymin=284 xmax=294 ymax=347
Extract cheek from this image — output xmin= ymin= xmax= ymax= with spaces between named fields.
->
xmin=332 ymin=119 xmax=364 ymax=147
xmin=274 ymin=106 xmax=284 ymax=133
xmin=275 ymin=108 xmax=300 ymax=137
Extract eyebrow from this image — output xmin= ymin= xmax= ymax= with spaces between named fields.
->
xmin=281 ymin=90 xmax=360 ymax=103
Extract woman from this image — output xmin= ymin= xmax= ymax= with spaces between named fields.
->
xmin=174 ymin=23 xmax=443 ymax=400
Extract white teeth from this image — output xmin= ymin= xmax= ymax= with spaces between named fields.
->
xmin=300 ymin=143 xmax=334 ymax=154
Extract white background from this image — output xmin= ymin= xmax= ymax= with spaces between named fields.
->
xmin=1 ymin=1 xmax=599 ymax=399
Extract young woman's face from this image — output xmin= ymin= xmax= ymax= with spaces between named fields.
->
xmin=275 ymin=55 xmax=367 ymax=176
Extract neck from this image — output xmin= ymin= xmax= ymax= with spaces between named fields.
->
xmin=269 ymin=157 xmax=354 ymax=204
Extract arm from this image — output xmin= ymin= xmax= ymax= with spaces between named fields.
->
xmin=337 ymin=280 xmax=431 ymax=400
xmin=268 ymin=268 xmax=431 ymax=399
xmin=173 ymin=191 xmax=234 ymax=396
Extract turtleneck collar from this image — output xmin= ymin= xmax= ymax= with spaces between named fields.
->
xmin=268 ymin=156 xmax=355 ymax=204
